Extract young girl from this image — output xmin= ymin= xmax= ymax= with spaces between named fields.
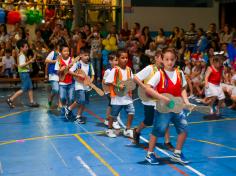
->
xmin=65 ymin=49 xmax=95 ymax=123
xmin=191 ymin=59 xmax=203 ymax=97
xmin=105 ymin=49 xmax=135 ymax=138
xmin=205 ymin=54 xmax=225 ymax=115
xmin=54 ymin=44 xmax=75 ymax=114
xmin=103 ymin=54 xmax=119 ymax=128
xmin=133 ymin=50 xmax=174 ymax=151
xmin=184 ymin=59 xmax=193 ymax=98
xmin=145 ymin=48 xmax=190 ymax=165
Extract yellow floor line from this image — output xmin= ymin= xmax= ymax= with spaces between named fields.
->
xmin=0 ymin=109 xmax=35 ymax=119
xmin=74 ymin=134 xmax=119 ymax=176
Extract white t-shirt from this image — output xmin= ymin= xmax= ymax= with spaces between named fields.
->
xmin=145 ymin=49 xmax=156 ymax=57
xmin=103 ymin=68 xmax=112 ymax=94
xmin=2 ymin=56 xmax=15 ymax=69
xmin=105 ymin=67 xmax=133 ymax=105
xmin=148 ymin=69 xmax=187 ymax=89
xmin=184 ymin=66 xmax=191 ymax=75
xmin=135 ymin=65 xmax=156 ymax=106
xmin=46 ymin=51 xmax=60 ymax=81
xmin=70 ymin=60 xmax=95 ymax=91
xmin=55 ymin=57 xmax=71 ymax=85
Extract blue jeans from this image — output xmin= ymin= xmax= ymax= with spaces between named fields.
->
xmin=91 ymin=58 xmax=101 ymax=79
xmin=59 ymin=84 xmax=74 ymax=105
xmin=152 ymin=111 xmax=188 ymax=137
xmin=49 ymin=80 xmax=59 ymax=94
xmin=110 ymin=103 xmax=135 ymax=119
xmin=75 ymin=90 xmax=89 ymax=105
xmin=19 ymin=72 xmax=33 ymax=91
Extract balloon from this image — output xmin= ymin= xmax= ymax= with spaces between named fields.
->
xmin=34 ymin=10 xmax=43 ymax=24
xmin=7 ymin=11 xmax=21 ymax=24
xmin=0 ymin=8 xmax=5 ymax=24
xmin=109 ymin=37 xmax=116 ymax=46
xmin=105 ymin=45 xmax=112 ymax=51
xmin=102 ymin=39 xmax=108 ymax=46
xmin=111 ymin=45 xmax=118 ymax=51
xmin=26 ymin=10 xmax=35 ymax=25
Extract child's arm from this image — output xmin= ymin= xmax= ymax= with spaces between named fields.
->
xmin=181 ymin=88 xmax=190 ymax=104
xmin=145 ymin=84 xmax=170 ymax=104
xmin=204 ymin=67 xmax=212 ymax=88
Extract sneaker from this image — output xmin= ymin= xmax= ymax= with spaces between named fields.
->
xmin=164 ymin=142 xmax=175 ymax=152
xmin=29 ymin=102 xmax=39 ymax=107
xmin=123 ymin=129 xmax=134 ymax=138
xmin=76 ymin=117 xmax=85 ymax=124
xmin=112 ymin=121 xmax=121 ymax=130
xmin=133 ymin=128 xmax=140 ymax=144
xmin=65 ymin=106 xmax=72 ymax=120
xmin=171 ymin=152 xmax=189 ymax=164
xmin=106 ymin=129 xmax=117 ymax=138
xmin=145 ymin=153 xmax=159 ymax=165
xmin=104 ymin=119 xmax=109 ymax=126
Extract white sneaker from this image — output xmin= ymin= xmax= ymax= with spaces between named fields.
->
xmin=106 ymin=129 xmax=117 ymax=138
xmin=123 ymin=129 xmax=134 ymax=138
xmin=104 ymin=119 xmax=109 ymax=126
xmin=112 ymin=121 xmax=121 ymax=130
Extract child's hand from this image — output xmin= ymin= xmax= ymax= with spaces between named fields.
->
xmin=119 ymin=83 xmax=125 ymax=90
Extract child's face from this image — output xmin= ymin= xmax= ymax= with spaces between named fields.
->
xmin=213 ymin=61 xmax=221 ymax=68
xmin=118 ymin=53 xmax=128 ymax=67
xmin=21 ymin=44 xmax=28 ymax=53
xmin=162 ymin=52 xmax=176 ymax=70
xmin=110 ymin=58 xmax=118 ymax=67
xmin=81 ymin=53 xmax=89 ymax=63
xmin=155 ymin=54 xmax=162 ymax=66
xmin=61 ymin=47 xmax=70 ymax=58
xmin=5 ymin=52 xmax=11 ymax=57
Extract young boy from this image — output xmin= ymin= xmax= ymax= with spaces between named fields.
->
xmin=65 ymin=49 xmax=95 ymax=123
xmin=105 ymin=49 xmax=135 ymax=138
xmin=6 ymin=40 xmax=39 ymax=108
xmin=45 ymin=43 xmax=62 ymax=108
xmin=133 ymin=50 xmax=174 ymax=151
xmin=54 ymin=44 xmax=74 ymax=114
xmin=103 ymin=53 xmax=120 ymax=129
xmin=145 ymin=48 xmax=190 ymax=164
xmin=1 ymin=48 xmax=15 ymax=78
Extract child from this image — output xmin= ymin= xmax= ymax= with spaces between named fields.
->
xmin=133 ymin=49 xmax=174 ymax=151
xmin=1 ymin=48 xmax=15 ymax=77
xmin=145 ymin=47 xmax=190 ymax=165
xmin=103 ymin=53 xmax=120 ymax=129
xmin=6 ymin=40 xmax=39 ymax=108
xmin=45 ymin=43 xmax=61 ymax=108
xmin=191 ymin=59 xmax=203 ymax=97
xmin=54 ymin=44 xmax=74 ymax=114
xmin=183 ymin=58 xmax=193 ymax=98
xmin=229 ymin=70 xmax=236 ymax=109
xmin=205 ymin=54 xmax=225 ymax=115
xmin=65 ymin=49 xmax=95 ymax=123
xmin=105 ymin=49 xmax=135 ymax=138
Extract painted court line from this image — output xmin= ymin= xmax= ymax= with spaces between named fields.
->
xmin=208 ymin=155 xmax=236 ymax=159
xmin=73 ymin=134 xmax=119 ymax=176
xmin=76 ymin=156 xmax=97 ymax=176
xmin=75 ymin=122 xmax=124 ymax=162
xmin=117 ymin=115 xmax=205 ymax=176
xmin=48 ymin=139 xmax=68 ymax=167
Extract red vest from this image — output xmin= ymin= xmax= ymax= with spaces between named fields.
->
xmin=208 ymin=66 xmax=222 ymax=85
xmin=59 ymin=57 xmax=72 ymax=84
xmin=155 ymin=69 xmax=182 ymax=97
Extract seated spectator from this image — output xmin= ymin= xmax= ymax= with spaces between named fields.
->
xmin=1 ymin=49 xmax=16 ymax=78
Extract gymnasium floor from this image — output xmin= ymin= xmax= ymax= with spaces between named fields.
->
xmin=0 ymin=85 xmax=236 ymax=176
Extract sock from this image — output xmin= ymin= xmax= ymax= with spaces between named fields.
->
xmin=174 ymin=149 xmax=181 ymax=154
xmin=76 ymin=115 xmax=81 ymax=119
xmin=148 ymin=151 xmax=154 ymax=155
xmin=68 ymin=107 xmax=72 ymax=111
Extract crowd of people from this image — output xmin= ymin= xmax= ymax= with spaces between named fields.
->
xmin=1 ymin=20 xmax=236 ymax=165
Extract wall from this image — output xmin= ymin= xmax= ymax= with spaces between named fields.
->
xmin=124 ymin=0 xmax=219 ymax=31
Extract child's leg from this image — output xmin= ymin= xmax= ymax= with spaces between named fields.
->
xmin=125 ymin=103 xmax=135 ymax=129
xmin=10 ymin=89 xmax=23 ymax=102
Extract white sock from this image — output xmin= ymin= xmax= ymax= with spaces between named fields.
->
xmin=174 ymin=149 xmax=181 ymax=154
xmin=76 ymin=115 xmax=81 ymax=119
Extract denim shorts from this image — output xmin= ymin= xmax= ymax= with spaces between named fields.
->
xmin=152 ymin=111 xmax=188 ymax=137
xmin=143 ymin=105 xmax=155 ymax=126
xmin=19 ymin=72 xmax=33 ymax=91
xmin=59 ymin=84 xmax=74 ymax=105
xmin=110 ymin=103 xmax=135 ymax=118
xmin=49 ymin=80 xmax=59 ymax=94
xmin=75 ymin=90 xmax=90 ymax=105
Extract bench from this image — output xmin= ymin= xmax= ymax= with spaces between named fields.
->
xmin=0 ymin=77 xmax=45 ymax=88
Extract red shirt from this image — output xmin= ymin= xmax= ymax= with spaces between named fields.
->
xmin=59 ymin=57 xmax=72 ymax=84
xmin=208 ymin=66 xmax=222 ymax=85
xmin=155 ymin=70 xmax=182 ymax=97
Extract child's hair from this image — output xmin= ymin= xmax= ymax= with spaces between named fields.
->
xmin=212 ymin=53 xmax=224 ymax=63
xmin=162 ymin=47 xmax=178 ymax=59
xmin=108 ymin=52 xmax=117 ymax=61
xmin=155 ymin=49 xmax=162 ymax=57
xmin=80 ymin=47 xmax=90 ymax=54
xmin=116 ymin=49 xmax=128 ymax=58
xmin=16 ymin=39 xmax=28 ymax=50
xmin=59 ymin=44 xmax=69 ymax=52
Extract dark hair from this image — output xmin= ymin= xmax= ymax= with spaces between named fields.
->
xmin=80 ymin=47 xmax=90 ymax=54
xmin=134 ymin=22 xmax=140 ymax=29
xmin=5 ymin=48 xmax=11 ymax=53
xmin=116 ymin=49 xmax=128 ymax=58
xmin=0 ymin=24 xmax=7 ymax=35
xmin=162 ymin=47 xmax=178 ymax=59
xmin=59 ymin=44 xmax=69 ymax=52
xmin=108 ymin=52 xmax=117 ymax=61
xmin=213 ymin=54 xmax=224 ymax=62
xmin=16 ymin=39 xmax=28 ymax=50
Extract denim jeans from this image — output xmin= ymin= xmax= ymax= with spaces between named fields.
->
xmin=59 ymin=84 xmax=74 ymax=105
